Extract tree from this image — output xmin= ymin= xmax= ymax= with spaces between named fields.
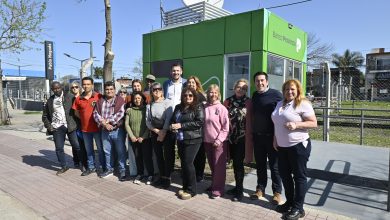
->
xmin=307 ymin=32 xmax=334 ymax=68
xmin=102 ymin=0 xmax=114 ymax=83
xmin=131 ymin=57 xmax=143 ymax=79
xmin=0 ymin=0 xmax=46 ymax=125
xmin=332 ymin=49 xmax=364 ymax=71
xmin=93 ymin=66 xmax=103 ymax=79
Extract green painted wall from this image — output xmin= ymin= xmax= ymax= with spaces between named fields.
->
xmin=183 ymin=19 xmax=225 ymax=58
xmin=143 ymin=62 xmax=150 ymax=76
xmin=251 ymin=10 xmax=266 ymax=51
xmin=225 ymin=12 xmax=251 ymax=54
xmin=151 ymin=28 xmax=183 ymax=61
xmin=183 ymin=55 xmax=224 ymax=91
xmin=143 ymin=34 xmax=151 ymax=63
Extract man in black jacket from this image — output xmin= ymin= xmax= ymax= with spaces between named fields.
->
xmin=42 ymin=82 xmax=81 ymax=175
xmin=250 ymin=72 xmax=283 ymax=205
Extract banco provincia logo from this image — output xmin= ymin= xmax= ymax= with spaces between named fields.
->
xmin=296 ymin=38 xmax=302 ymax=53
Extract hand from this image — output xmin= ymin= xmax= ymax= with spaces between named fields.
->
xmin=153 ymin=128 xmax=160 ymax=134
xmin=170 ymin=123 xmax=181 ymax=130
xmin=137 ymin=137 xmax=144 ymax=143
xmin=105 ymin=123 xmax=114 ymax=131
xmin=157 ymin=130 xmax=166 ymax=142
xmin=212 ymin=142 xmax=220 ymax=148
xmin=131 ymin=137 xmax=137 ymax=142
xmin=48 ymin=126 xmax=56 ymax=133
xmin=285 ymin=121 xmax=297 ymax=131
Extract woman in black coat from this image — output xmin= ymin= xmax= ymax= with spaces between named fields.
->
xmin=170 ymin=87 xmax=204 ymax=200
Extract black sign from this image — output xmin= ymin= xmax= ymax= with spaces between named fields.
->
xmin=44 ymin=41 xmax=54 ymax=80
xmin=376 ymin=72 xmax=390 ymax=80
xmin=151 ymin=59 xmax=183 ymax=78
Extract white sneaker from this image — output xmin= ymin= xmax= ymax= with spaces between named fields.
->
xmin=133 ymin=175 xmax=142 ymax=184
xmin=146 ymin=176 xmax=153 ymax=185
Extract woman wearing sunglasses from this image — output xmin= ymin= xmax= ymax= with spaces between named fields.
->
xmin=170 ymin=87 xmax=204 ymax=200
xmin=146 ymin=82 xmax=173 ymax=188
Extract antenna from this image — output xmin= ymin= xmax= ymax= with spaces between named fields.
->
xmin=182 ymin=0 xmax=224 ymax=8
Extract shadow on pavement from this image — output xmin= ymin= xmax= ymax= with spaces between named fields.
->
xmin=21 ymin=149 xmax=73 ymax=172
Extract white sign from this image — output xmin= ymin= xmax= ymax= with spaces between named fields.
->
xmin=379 ymin=89 xmax=388 ymax=94
xmin=1 ymin=76 xmax=27 ymax=81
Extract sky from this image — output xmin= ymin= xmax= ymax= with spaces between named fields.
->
xmin=1 ymin=0 xmax=389 ymax=79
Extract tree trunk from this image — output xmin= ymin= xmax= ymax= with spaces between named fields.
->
xmin=103 ymin=0 xmax=114 ymax=83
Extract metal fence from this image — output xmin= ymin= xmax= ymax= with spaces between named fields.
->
xmin=5 ymin=77 xmax=46 ymax=102
xmin=311 ymin=105 xmax=390 ymax=148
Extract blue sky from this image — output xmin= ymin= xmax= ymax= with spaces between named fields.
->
xmin=1 ymin=0 xmax=389 ymax=78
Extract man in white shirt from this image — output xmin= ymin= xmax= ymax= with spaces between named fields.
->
xmin=42 ymin=82 xmax=81 ymax=175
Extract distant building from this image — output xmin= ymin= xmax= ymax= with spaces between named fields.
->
xmin=307 ymin=67 xmax=363 ymax=100
xmin=365 ymin=48 xmax=390 ymax=101
xmin=116 ymin=77 xmax=132 ymax=88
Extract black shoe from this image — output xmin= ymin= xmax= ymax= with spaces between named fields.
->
xmin=285 ymin=208 xmax=305 ymax=220
xmin=226 ymin=187 xmax=237 ymax=196
xmin=231 ymin=193 xmax=243 ymax=202
xmin=275 ymin=203 xmax=292 ymax=214
xmin=81 ymin=168 xmax=96 ymax=176
xmin=152 ymin=179 xmax=163 ymax=187
xmin=99 ymin=170 xmax=113 ymax=178
xmin=119 ymin=171 xmax=126 ymax=182
xmin=56 ymin=166 xmax=69 ymax=175
xmin=196 ymin=175 xmax=204 ymax=182
xmin=161 ymin=178 xmax=171 ymax=189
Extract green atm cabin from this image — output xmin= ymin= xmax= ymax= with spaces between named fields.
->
xmin=143 ymin=8 xmax=307 ymax=99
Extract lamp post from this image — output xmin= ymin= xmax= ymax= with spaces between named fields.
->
xmin=64 ymin=53 xmax=93 ymax=79
xmin=73 ymin=41 xmax=93 ymax=77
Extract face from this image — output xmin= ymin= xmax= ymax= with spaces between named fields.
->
xmin=255 ymin=74 xmax=269 ymax=93
xmin=51 ymin=83 xmax=62 ymax=96
xmin=183 ymin=91 xmax=194 ymax=105
xmin=132 ymin=82 xmax=142 ymax=92
xmin=70 ymin=84 xmax=79 ymax=95
xmin=133 ymin=94 xmax=143 ymax=107
xmin=234 ymin=81 xmax=248 ymax=98
xmin=187 ymin=78 xmax=197 ymax=90
xmin=208 ymin=88 xmax=219 ymax=103
xmin=284 ymin=83 xmax=297 ymax=102
xmin=119 ymin=90 xmax=127 ymax=98
xmin=152 ymin=86 xmax=163 ymax=99
xmin=82 ymin=79 xmax=93 ymax=93
xmin=171 ymin=66 xmax=182 ymax=81
xmin=146 ymin=80 xmax=154 ymax=88
xmin=104 ymin=85 xmax=116 ymax=99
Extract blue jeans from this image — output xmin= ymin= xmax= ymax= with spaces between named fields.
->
xmin=102 ymin=128 xmax=126 ymax=172
xmin=127 ymin=140 xmax=138 ymax=176
xmin=82 ymin=131 xmax=105 ymax=170
xmin=52 ymin=126 xmax=80 ymax=167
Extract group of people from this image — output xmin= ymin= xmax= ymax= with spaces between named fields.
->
xmin=42 ymin=63 xmax=317 ymax=220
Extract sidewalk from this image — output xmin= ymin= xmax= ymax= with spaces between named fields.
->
xmin=0 ymin=109 xmax=365 ymax=219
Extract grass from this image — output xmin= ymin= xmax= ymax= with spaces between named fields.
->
xmin=315 ymin=101 xmax=390 ymax=117
xmin=24 ymin=111 xmax=42 ymax=115
xmin=310 ymin=126 xmax=390 ymax=148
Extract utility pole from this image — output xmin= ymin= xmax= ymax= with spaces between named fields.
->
xmin=73 ymin=41 xmax=94 ymax=77
xmin=0 ymin=59 xmax=4 ymax=124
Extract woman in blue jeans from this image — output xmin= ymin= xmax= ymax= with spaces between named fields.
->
xmin=271 ymin=79 xmax=317 ymax=220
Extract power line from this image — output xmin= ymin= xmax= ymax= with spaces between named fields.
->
xmin=266 ymin=0 xmax=312 ymax=9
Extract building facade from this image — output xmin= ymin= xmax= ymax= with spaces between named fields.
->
xmin=365 ymin=48 xmax=390 ymax=101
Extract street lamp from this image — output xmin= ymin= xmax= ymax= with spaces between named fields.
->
xmin=64 ymin=53 xmax=96 ymax=79
xmin=73 ymin=41 xmax=93 ymax=77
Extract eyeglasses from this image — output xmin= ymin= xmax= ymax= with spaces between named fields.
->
xmin=71 ymin=86 xmax=79 ymax=89
xmin=184 ymin=94 xmax=194 ymax=98
xmin=119 ymin=91 xmax=127 ymax=94
xmin=152 ymin=88 xmax=162 ymax=92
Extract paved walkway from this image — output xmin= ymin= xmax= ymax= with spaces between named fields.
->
xmin=0 ymin=109 xmax=380 ymax=219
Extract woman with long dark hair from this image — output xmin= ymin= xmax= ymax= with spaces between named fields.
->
xmin=170 ymin=87 xmax=204 ymax=200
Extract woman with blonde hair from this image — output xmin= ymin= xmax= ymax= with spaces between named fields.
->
xmin=68 ymin=81 xmax=87 ymax=170
xmin=203 ymin=84 xmax=229 ymax=199
xmin=271 ymin=79 xmax=317 ymax=220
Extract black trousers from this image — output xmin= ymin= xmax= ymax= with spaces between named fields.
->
xmin=229 ymin=137 xmax=245 ymax=193
xmin=52 ymin=126 xmax=80 ymax=168
xmin=178 ymin=140 xmax=201 ymax=195
xmin=278 ymin=139 xmax=311 ymax=211
xmin=194 ymin=142 xmax=206 ymax=180
xmin=164 ymin=131 xmax=176 ymax=178
xmin=74 ymin=130 xmax=88 ymax=169
xmin=253 ymin=134 xmax=282 ymax=194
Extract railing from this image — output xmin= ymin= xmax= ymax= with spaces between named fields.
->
xmin=162 ymin=2 xmax=232 ymax=27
